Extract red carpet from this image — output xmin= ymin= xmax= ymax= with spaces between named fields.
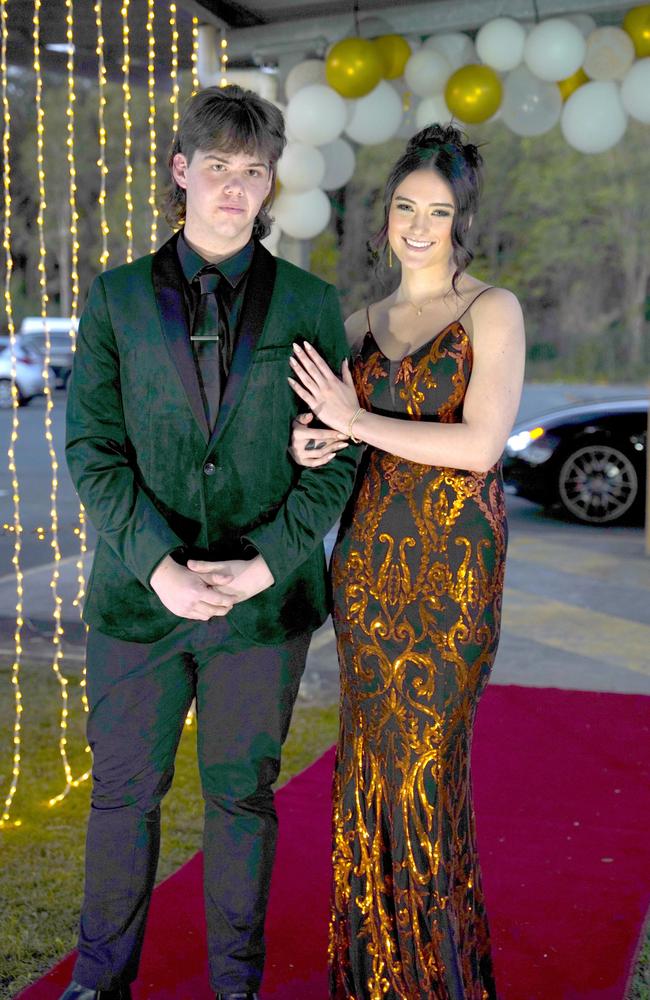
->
xmin=17 ymin=686 xmax=650 ymax=1000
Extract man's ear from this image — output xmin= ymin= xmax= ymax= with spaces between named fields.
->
xmin=172 ymin=152 xmax=188 ymax=189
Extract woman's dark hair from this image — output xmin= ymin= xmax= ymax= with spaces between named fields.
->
xmin=373 ymin=122 xmax=484 ymax=291
xmin=162 ymin=84 xmax=286 ymax=238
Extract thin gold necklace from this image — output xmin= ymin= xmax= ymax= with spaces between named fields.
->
xmin=410 ymin=297 xmax=436 ymax=317
xmin=403 ymin=293 xmax=451 ymax=317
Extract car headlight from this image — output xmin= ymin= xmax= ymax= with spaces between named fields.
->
xmin=507 ymin=426 xmax=545 ymax=452
xmin=505 ymin=426 xmax=554 ymax=465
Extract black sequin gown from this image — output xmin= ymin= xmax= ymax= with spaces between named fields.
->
xmin=329 ymin=315 xmax=506 ymax=1000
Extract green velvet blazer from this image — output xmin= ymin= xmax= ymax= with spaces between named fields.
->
xmin=66 ymin=233 xmax=358 ymax=644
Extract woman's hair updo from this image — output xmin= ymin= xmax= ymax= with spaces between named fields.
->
xmin=373 ymin=123 xmax=484 ymax=290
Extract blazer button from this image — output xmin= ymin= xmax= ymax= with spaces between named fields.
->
xmin=203 ymin=462 xmax=216 ymax=476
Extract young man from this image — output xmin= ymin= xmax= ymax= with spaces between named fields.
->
xmin=61 ymin=85 xmax=356 ymax=1000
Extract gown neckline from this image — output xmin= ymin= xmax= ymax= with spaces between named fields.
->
xmin=363 ymin=284 xmax=494 ymax=364
xmin=365 ymin=319 xmax=470 ymax=365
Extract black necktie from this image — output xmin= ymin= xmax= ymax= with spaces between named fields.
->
xmin=191 ymin=269 xmax=222 ymax=429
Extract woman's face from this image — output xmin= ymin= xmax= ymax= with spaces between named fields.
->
xmin=387 ymin=167 xmax=455 ymax=272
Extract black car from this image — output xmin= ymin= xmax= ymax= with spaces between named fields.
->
xmin=503 ymin=397 xmax=647 ymax=525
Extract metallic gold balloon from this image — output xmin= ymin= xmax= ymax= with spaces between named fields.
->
xmin=558 ymin=67 xmax=589 ymax=101
xmin=373 ymin=34 xmax=412 ymax=79
xmin=623 ymin=4 xmax=650 ymax=57
xmin=326 ymin=37 xmax=383 ymax=98
xmin=444 ymin=64 xmax=502 ymax=124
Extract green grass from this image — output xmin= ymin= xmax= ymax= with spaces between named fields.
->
xmin=629 ymin=929 xmax=650 ymax=1000
xmin=0 ymin=657 xmax=338 ymax=999
xmin=1 ymin=658 xmax=648 ymax=999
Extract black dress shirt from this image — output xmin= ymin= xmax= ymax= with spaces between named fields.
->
xmin=176 ymin=230 xmax=254 ymax=380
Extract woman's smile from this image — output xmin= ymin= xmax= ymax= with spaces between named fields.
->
xmin=403 ymin=237 xmax=434 ymax=250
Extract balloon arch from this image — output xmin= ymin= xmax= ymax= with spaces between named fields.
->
xmin=200 ymin=5 xmax=650 ymax=245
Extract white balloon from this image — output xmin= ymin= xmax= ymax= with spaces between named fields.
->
xmin=261 ymin=222 xmax=281 ymax=255
xmin=284 ymin=59 xmax=326 ymax=101
xmin=273 ymin=102 xmax=296 ymax=142
xmin=277 ymin=142 xmax=325 ymax=193
xmin=404 ymin=48 xmax=452 ymax=98
xmin=476 ymin=18 xmax=526 ymax=72
xmin=415 ymin=93 xmax=453 ymax=130
xmin=524 ymin=18 xmax=586 ymax=82
xmin=583 ymin=27 xmax=635 ymax=82
xmin=561 ymin=80 xmax=628 ymax=153
xmin=621 ymin=58 xmax=650 ymax=124
xmin=501 ymin=65 xmax=562 ymax=136
xmin=319 ymin=138 xmax=356 ymax=190
xmin=273 ymin=188 xmax=331 ymax=240
xmin=345 ymin=81 xmax=403 ymax=145
xmin=286 ymin=84 xmax=347 ymax=146
xmin=424 ymin=32 xmax=475 ymax=71
xmin=566 ymin=13 xmax=597 ymax=38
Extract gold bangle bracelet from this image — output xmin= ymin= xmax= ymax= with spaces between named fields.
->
xmin=348 ymin=406 xmax=365 ymax=444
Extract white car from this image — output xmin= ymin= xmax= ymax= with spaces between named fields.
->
xmin=18 ymin=317 xmax=77 ymax=389
xmin=0 ymin=342 xmax=46 ymax=409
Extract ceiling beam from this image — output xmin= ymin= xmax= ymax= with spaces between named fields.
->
xmin=207 ymin=0 xmax=635 ymax=62
xmin=178 ymin=0 xmax=266 ymax=31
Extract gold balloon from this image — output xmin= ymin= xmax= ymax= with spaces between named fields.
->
xmin=623 ymin=4 xmax=650 ymax=57
xmin=557 ymin=67 xmax=589 ymax=101
xmin=326 ymin=37 xmax=383 ymax=98
xmin=373 ymin=34 xmax=412 ymax=79
xmin=444 ymin=65 xmax=502 ymax=124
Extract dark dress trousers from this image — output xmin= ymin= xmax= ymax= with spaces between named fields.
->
xmin=65 ymin=232 xmax=357 ymax=993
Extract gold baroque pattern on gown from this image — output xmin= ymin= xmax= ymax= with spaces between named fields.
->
xmin=329 ymin=322 xmax=506 ymax=1000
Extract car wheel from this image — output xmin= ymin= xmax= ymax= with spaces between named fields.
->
xmin=558 ymin=441 xmax=639 ymax=524
xmin=0 ymin=378 xmax=17 ymax=409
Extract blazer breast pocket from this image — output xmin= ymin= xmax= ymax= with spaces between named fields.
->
xmin=252 ymin=344 xmax=293 ymax=363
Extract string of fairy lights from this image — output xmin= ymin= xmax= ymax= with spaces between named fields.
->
xmin=94 ymin=0 xmax=110 ymax=270
xmin=34 ymin=0 xmax=80 ymax=810
xmin=147 ymin=0 xmax=158 ymax=251
xmin=121 ymin=1 xmax=134 ymax=263
xmin=170 ymin=3 xmax=181 ymax=135
xmin=220 ymin=30 xmax=229 ymax=86
xmin=1 ymin=1 xmax=210 ymax=827
xmin=60 ymin=0 xmax=92 ymax=802
xmin=191 ymin=16 xmax=200 ymax=94
xmin=67 ymin=0 xmax=89 ymax=654
xmin=65 ymin=0 xmax=80 ymax=328
xmin=0 ymin=0 xmax=23 ymax=830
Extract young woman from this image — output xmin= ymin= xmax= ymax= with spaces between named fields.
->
xmin=288 ymin=124 xmax=525 ymax=1000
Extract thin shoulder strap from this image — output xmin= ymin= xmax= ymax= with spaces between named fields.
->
xmin=365 ymin=305 xmax=373 ymax=333
xmin=456 ymin=286 xmax=494 ymax=324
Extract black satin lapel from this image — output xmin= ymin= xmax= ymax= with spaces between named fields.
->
xmin=210 ymin=242 xmax=277 ymax=447
xmin=152 ymin=233 xmax=210 ymax=441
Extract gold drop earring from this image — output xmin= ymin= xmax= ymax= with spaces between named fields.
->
xmin=387 ymin=243 xmax=393 ymax=268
